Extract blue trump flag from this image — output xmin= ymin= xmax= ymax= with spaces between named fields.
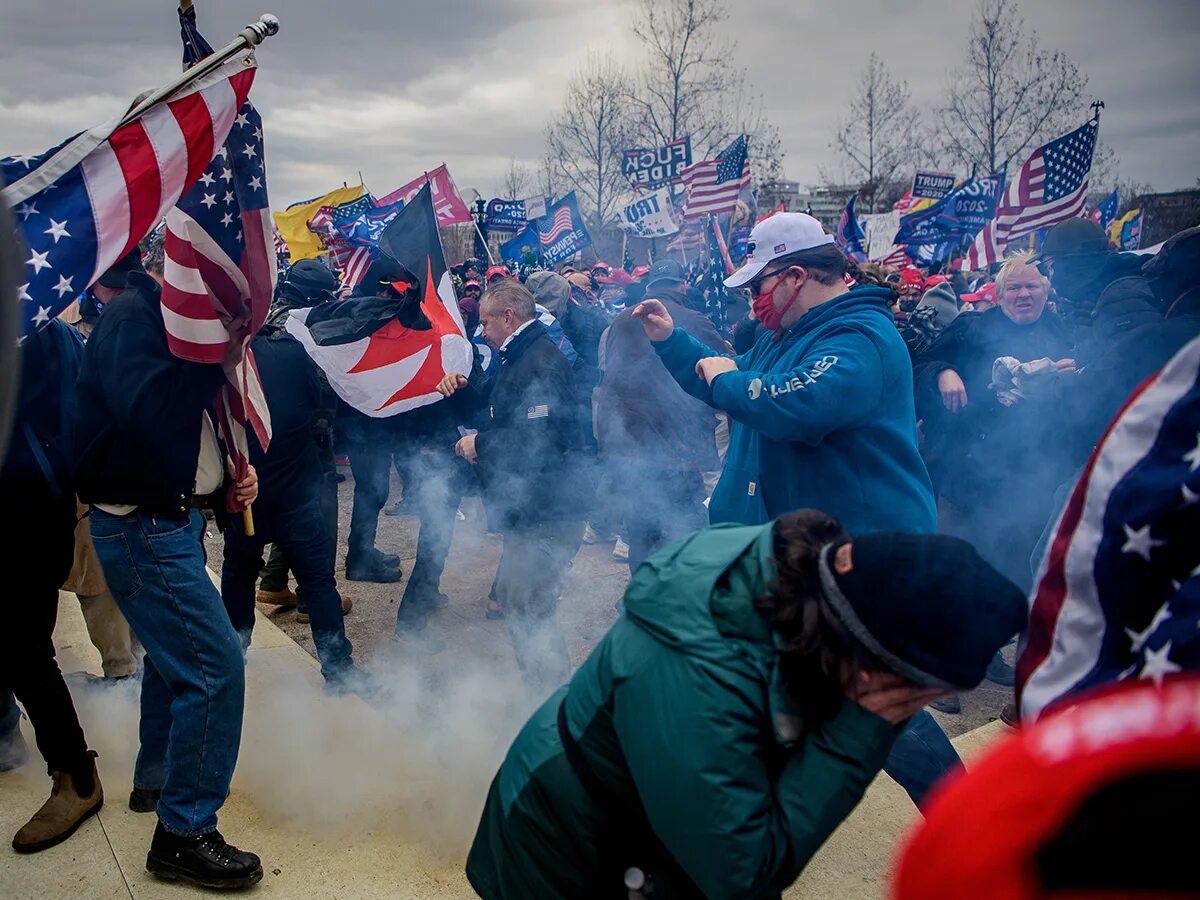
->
xmin=895 ymin=174 xmax=1005 ymax=246
xmin=1093 ymin=189 xmax=1119 ymax=230
xmin=333 ymin=194 xmax=404 ymax=248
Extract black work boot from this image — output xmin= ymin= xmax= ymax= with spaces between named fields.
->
xmin=129 ymin=786 xmax=161 ymax=813
xmin=345 ymin=551 xmax=401 ymax=583
xmin=146 ymin=822 xmax=263 ymax=889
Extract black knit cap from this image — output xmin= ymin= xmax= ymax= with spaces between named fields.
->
xmin=95 ymin=248 xmax=145 ymax=289
xmin=818 ymin=533 xmax=1026 ymax=691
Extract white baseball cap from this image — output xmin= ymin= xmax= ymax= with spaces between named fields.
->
xmin=724 ymin=213 xmax=836 ymax=289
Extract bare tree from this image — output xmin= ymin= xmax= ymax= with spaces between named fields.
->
xmin=497 ymin=157 xmax=532 ymax=201
xmin=938 ymin=0 xmax=1088 ymax=175
xmin=544 ymin=53 xmax=633 ymax=229
xmin=835 ymin=53 xmax=920 ymax=212
xmin=630 ymin=0 xmax=784 ymax=181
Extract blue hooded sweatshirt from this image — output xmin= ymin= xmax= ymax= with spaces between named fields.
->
xmin=655 ymin=284 xmax=936 ymax=533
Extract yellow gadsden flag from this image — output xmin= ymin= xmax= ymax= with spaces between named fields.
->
xmin=273 ymin=185 xmax=366 ymax=261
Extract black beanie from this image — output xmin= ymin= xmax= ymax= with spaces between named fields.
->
xmin=95 ymin=248 xmax=145 ymax=289
xmin=817 ymin=533 xmax=1026 ymax=691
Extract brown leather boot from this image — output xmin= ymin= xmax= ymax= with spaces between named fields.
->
xmin=12 ymin=751 xmax=104 ymax=853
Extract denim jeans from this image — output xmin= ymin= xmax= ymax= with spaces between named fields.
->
xmin=0 ymin=690 xmax=19 ymax=736
xmin=90 ymin=508 xmax=244 ymax=837
xmin=882 ymin=709 xmax=963 ymax=808
xmin=222 ymin=496 xmax=354 ymax=681
xmin=617 ymin=464 xmax=709 ymax=574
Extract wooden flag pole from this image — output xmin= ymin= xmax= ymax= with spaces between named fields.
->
xmin=243 ymin=507 xmax=255 ymax=536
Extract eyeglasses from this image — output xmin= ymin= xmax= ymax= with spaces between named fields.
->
xmin=749 ymin=266 xmax=792 ymax=296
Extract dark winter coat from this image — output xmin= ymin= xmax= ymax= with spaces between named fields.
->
xmin=73 ymin=272 xmax=227 ymax=514
xmin=914 ymin=305 xmax=1074 ymax=508
xmin=594 ymin=298 xmax=726 ymax=471
xmin=1058 ymin=276 xmax=1200 ymax=468
xmin=246 ymin=331 xmax=324 ymax=513
xmin=1 ymin=319 xmax=83 ymax=504
xmin=466 ymin=320 xmax=591 ymax=530
xmin=656 ymin=286 xmax=936 ymax=534
xmin=466 ymin=523 xmax=898 ymax=899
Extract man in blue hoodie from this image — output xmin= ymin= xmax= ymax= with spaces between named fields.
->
xmin=635 ymin=212 xmax=936 ymax=534
xmin=635 ymin=213 xmax=952 ymax=807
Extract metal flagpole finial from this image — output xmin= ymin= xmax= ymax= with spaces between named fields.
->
xmin=1090 ymin=99 xmax=1105 ymax=123
xmin=241 ymin=14 xmax=280 ymax=46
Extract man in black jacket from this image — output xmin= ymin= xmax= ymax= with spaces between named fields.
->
xmin=220 ymin=318 xmax=367 ymax=693
xmin=438 ymin=280 xmax=588 ymax=697
xmin=1 ymin=318 xmax=102 ymax=853
xmin=73 ymin=268 xmax=263 ymax=889
xmin=594 ymin=260 xmax=727 ymax=573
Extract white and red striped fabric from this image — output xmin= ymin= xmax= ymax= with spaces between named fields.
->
xmin=680 ymin=135 xmax=750 ymax=221
xmin=159 ymin=54 xmax=275 ymax=471
xmin=961 ymin=120 xmax=1098 ymax=270
xmin=539 ymin=206 xmax=574 ymax=244
xmin=341 ymin=246 xmax=374 ymax=288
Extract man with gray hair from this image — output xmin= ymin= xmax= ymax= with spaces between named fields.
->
xmin=915 ymin=250 xmax=1075 ymax=595
xmin=437 ymin=280 xmax=590 ymax=697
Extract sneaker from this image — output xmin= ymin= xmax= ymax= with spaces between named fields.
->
xmin=383 ymin=498 xmax=408 ymax=517
xmin=985 ymin=652 xmax=1016 ymax=687
xmin=930 ymin=694 xmax=962 ymax=714
xmin=129 ymin=786 xmax=161 ymax=814
xmin=612 ymin=537 xmax=630 ymax=562
xmin=583 ymin=523 xmax=612 ymax=545
xmin=255 ymin=588 xmax=297 ymax=609
xmin=12 ymin=753 xmax=103 ymax=853
xmin=146 ymin=823 xmax=263 ymax=889
xmin=0 ymin=724 xmax=29 ymax=773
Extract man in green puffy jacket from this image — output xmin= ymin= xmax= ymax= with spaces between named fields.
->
xmin=467 ymin=511 xmax=1025 ymax=899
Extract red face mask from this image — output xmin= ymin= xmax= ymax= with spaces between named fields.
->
xmin=752 ymin=270 xmax=803 ymax=331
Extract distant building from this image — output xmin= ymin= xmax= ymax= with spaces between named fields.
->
xmin=1134 ymin=189 xmax=1200 ymax=247
xmin=801 ymin=184 xmax=858 ymax=229
xmin=757 ymin=179 xmax=802 ymax=213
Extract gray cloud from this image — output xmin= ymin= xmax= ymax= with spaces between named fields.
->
xmin=2 ymin=0 xmax=1197 ymax=208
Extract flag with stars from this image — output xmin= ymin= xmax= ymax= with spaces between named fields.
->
xmin=961 ymin=119 xmax=1098 ymax=270
xmin=1018 ymin=333 xmax=1200 ymax=722
xmin=1 ymin=54 xmax=255 ymax=337
xmin=162 ymin=5 xmax=275 ymax=462
xmin=680 ymin=135 xmax=751 ymax=221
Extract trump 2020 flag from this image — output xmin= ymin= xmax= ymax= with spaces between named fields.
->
xmin=835 ymin=194 xmax=868 ymax=263
xmin=1017 ymin=334 xmax=1200 ymax=722
xmin=286 ymin=184 xmax=472 ymax=417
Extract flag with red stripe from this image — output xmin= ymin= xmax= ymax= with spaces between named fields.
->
xmin=161 ymin=5 xmax=276 ymax=481
xmin=961 ymin=120 xmax=1097 ymax=270
xmin=680 ymin=135 xmax=750 ymax=221
xmin=2 ymin=54 xmax=255 ymax=336
xmin=1017 ymin=334 xmax=1200 ymax=721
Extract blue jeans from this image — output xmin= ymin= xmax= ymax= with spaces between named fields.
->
xmin=0 ymin=690 xmax=19 ymax=736
xmin=883 ymin=709 xmax=962 ymax=808
xmin=222 ymin=496 xmax=354 ymax=680
xmin=90 ymin=508 xmax=244 ymax=837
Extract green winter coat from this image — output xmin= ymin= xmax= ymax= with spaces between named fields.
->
xmin=466 ymin=523 xmax=900 ymax=899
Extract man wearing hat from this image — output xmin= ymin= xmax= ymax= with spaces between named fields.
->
xmin=635 ymin=213 xmax=936 ymax=535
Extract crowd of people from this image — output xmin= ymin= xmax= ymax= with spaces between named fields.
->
xmin=2 ymin=198 xmax=1198 ymax=895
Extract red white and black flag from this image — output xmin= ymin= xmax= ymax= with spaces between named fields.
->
xmin=286 ymin=183 xmax=472 ymax=416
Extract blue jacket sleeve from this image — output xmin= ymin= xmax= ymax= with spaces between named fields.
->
xmin=709 ymin=329 xmax=886 ymax=444
xmin=653 ymin=326 xmax=725 ymax=406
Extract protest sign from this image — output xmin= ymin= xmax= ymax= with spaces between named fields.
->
xmin=616 ymin=186 xmax=679 ymax=237
xmin=912 ymin=170 xmax=956 ymax=201
xmin=485 ymin=198 xmax=526 ymax=232
xmin=623 ymin=137 xmax=692 ymax=190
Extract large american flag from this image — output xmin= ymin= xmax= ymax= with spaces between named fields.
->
xmin=163 ymin=6 xmax=274 ymax=469
xmin=1017 ymin=334 xmax=1200 ymax=722
xmin=1 ymin=57 xmax=254 ymax=337
xmin=681 ymin=135 xmax=751 ymax=221
xmin=961 ymin=120 xmax=1098 ymax=269
xmin=537 ymin=205 xmax=574 ymax=245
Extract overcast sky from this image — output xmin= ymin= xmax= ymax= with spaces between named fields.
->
xmin=2 ymin=0 xmax=1197 ymax=208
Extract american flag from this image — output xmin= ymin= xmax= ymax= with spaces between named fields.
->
xmin=1017 ymin=334 xmax=1200 ymax=722
xmin=962 ymin=120 xmax=1098 ymax=269
xmin=163 ymin=6 xmax=274 ymax=469
xmin=681 ymin=135 xmax=751 ymax=221
xmin=1 ymin=57 xmax=254 ymax=337
xmin=538 ymin=205 xmax=574 ymax=245
xmin=666 ymin=223 xmax=705 ymax=255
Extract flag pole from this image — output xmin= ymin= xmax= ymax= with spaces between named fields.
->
xmin=117 ymin=14 xmax=280 ymax=131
